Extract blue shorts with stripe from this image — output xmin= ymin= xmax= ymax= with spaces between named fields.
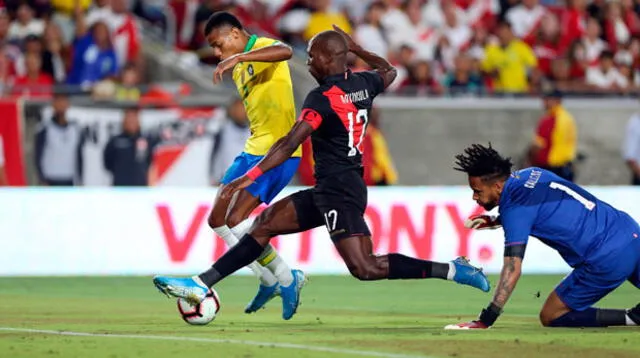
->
xmin=221 ymin=152 xmax=300 ymax=204
xmin=555 ymin=221 xmax=640 ymax=311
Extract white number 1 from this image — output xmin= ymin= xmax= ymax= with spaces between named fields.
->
xmin=549 ymin=182 xmax=596 ymax=211
xmin=346 ymin=109 xmax=369 ymax=157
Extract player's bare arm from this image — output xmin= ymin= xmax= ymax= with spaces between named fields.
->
xmin=332 ymin=25 xmax=397 ymax=88
xmin=493 ymin=254 xmax=523 ymax=308
xmin=220 ymin=121 xmax=315 ymax=199
xmin=213 ymin=43 xmax=293 ymax=83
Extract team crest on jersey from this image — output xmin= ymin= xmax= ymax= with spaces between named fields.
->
xmin=247 ymin=64 xmax=254 ymax=76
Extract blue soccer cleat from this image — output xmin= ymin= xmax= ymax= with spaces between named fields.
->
xmin=279 ymin=269 xmax=307 ymax=320
xmin=245 ymin=283 xmax=280 ymax=314
xmin=451 ymin=257 xmax=491 ymax=292
xmin=153 ymin=276 xmax=208 ymax=305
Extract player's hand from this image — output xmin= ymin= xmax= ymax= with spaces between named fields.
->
xmin=444 ymin=321 xmax=489 ymax=330
xmin=332 ymin=25 xmax=359 ymax=52
xmin=213 ymin=54 xmax=241 ymax=84
xmin=464 ymin=215 xmax=501 ymax=230
xmin=220 ymin=175 xmax=253 ymax=200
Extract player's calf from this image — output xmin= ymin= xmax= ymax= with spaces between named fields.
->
xmin=544 ymin=307 xmax=640 ymax=327
xmin=346 ymin=257 xmax=388 ymax=281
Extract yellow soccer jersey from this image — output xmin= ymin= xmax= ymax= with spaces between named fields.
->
xmin=232 ymin=35 xmax=301 ymax=157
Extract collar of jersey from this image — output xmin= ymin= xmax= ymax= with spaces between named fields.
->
xmin=244 ymin=34 xmax=258 ymax=52
xmin=323 ymin=69 xmax=351 ymax=84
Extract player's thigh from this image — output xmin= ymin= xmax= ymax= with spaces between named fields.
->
xmin=210 ymin=153 xmax=249 ymax=227
xmin=251 ymin=189 xmax=324 ymax=242
xmin=209 ymin=184 xmax=232 ymax=228
xmin=554 ymin=264 xmax=627 ymax=312
xmin=225 ymin=189 xmax=262 ymax=227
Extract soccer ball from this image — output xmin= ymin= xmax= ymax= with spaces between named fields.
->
xmin=176 ymin=289 xmax=221 ymax=325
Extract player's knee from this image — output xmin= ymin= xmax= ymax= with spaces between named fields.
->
xmin=348 ymin=262 xmax=384 ymax=281
xmin=539 ymin=310 xmax=554 ymax=327
xmin=208 ymin=211 xmax=225 ymax=229
xmin=224 ymin=212 xmax=245 ymax=228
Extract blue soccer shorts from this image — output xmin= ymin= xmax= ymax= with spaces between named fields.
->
xmin=221 ymin=152 xmax=300 ymax=204
xmin=555 ymin=226 xmax=640 ymax=311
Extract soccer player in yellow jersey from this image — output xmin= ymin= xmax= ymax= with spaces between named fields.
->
xmin=201 ymin=12 xmax=304 ymax=319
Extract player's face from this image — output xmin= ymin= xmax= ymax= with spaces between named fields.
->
xmin=306 ymin=37 xmax=324 ymax=82
xmin=468 ymin=176 xmax=501 ymax=210
xmin=207 ymin=27 xmax=243 ymax=61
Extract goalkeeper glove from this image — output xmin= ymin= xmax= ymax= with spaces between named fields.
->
xmin=464 ymin=214 xmax=501 ymax=230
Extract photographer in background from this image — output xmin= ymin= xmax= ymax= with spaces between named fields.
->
xmin=103 ymin=108 xmax=157 ymax=186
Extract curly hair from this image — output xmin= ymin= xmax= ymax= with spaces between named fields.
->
xmin=454 ymin=143 xmax=513 ymax=181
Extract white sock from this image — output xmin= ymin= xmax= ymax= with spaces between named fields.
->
xmin=625 ymin=314 xmax=638 ymax=326
xmin=231 ymin=219 xmax=294 ymax=287
xmin=257 ymin=245 xmax=294 ymax=286
xmin=446 ymin=262 xmax=456 ymax=281
xmin=213 ymin=225 xmax=278 ymax=287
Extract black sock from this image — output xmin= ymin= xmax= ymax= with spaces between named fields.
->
xmin=596 ymin=309 xmax=628 ymax=326
xmin=199 ymin=234 xmax=265 ymax=287
xmin=550 ymin=308 xmax=628 ymax=327
xmin=387 ymin=253 xmax=449 ymax=280
xmin=628 ymin=303 xmax=640 ymax=325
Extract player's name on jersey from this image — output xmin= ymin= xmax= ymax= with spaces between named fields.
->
xmin=341 ymin=89 xmax=370 ymax=104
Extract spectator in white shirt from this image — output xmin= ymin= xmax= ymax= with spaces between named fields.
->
xmin=355 ymin=1 xmax=389 ymax=58
xmin=505 ymin=0 xmax=547 ymax=42
xmin=622 ymin=111 xmax=640 ymax=185
xmin=439 ymin=1 xmax=472 ymax=70
xmin=7 ymin=3 xmax=45 ymax=42
xmin=582 ymin=18 xmax=608 ymax=65
xmin=586 ymin=50 xmax=629 ymax=90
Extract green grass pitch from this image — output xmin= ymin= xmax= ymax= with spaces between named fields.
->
xmin=0 ymin=275 xmax=638 ymax=358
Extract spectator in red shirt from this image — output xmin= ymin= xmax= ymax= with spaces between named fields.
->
xmin=12 ymin=52 xmax=54 ymax=97
xmin=621 ymin=0 xmax=640 ymax=37
xmin=560 ymin=0 xmax=587 ymax=54
xmin=111 ymin=0 xmax=142 ymax=67
xmin=396 ymin=60 xmax=443 ymax=96
xmin=603 ymin=1 xmax=631 ymax=52
xmin=0 ymin=8 xmax=9 ymax=43
xmin=533 ymin=14 xmax=562 ymax=77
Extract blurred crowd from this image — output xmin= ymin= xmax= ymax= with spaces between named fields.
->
xmin=162 ymin=0 xmax=640 ymax=95
xmin=0 ymin=0 xmax=149 ymax=98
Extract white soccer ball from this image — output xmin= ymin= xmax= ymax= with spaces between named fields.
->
xmin=176 ymin=289 xmax=221 ymax=325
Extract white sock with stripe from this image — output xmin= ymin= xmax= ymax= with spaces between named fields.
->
xmin=231 ymin=218 xmax=294 ymax=287
xmin=213 ymin=224 xmax=277 ymax=287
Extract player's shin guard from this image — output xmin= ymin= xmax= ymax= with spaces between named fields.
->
xmin=199 ymin=234 xmax=265 ymax=287
xmin=214 ymin=224 xmax=278 ymax=287
xmin=231 ymin=219 xmax=294 ymax=287
xmin=387 ymin=253 xmax=449 ymax=279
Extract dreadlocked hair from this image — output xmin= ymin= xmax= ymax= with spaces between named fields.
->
xmin=454 ymin=143 xmax=513 ymax=181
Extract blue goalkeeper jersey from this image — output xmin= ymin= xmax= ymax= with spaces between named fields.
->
xmin=499 ymin=167 xmax=638 ymax=267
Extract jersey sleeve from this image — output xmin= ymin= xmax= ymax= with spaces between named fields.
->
xmin=356 ymin=71 xmax=385 ymax=97
xmin=500 ymin=183 xmax=538 ymax=249
xmin=297 ymin=90 xmax=326 ymax=130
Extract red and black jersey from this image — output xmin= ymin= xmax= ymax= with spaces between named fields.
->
xmin=299 ymin=70 xmax=385 ymax=179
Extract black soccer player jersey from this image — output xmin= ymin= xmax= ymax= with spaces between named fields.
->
xmin=299 ymin=70 xmax=385 ymax=179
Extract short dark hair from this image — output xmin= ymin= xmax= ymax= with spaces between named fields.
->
xmin=600 ymin=50 xmax=614 ymax=61
xmin=454 ymin=143 xmax=513 ymax=181
xmin=204 ymin=11 xmax=243 ymax=36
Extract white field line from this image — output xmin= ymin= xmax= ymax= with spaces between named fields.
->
xmin=0 ymin=327 xmax=436 ymax=358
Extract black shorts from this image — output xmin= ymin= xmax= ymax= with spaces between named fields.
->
xmin=291 ymin=170 xmax=370 ymax=242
